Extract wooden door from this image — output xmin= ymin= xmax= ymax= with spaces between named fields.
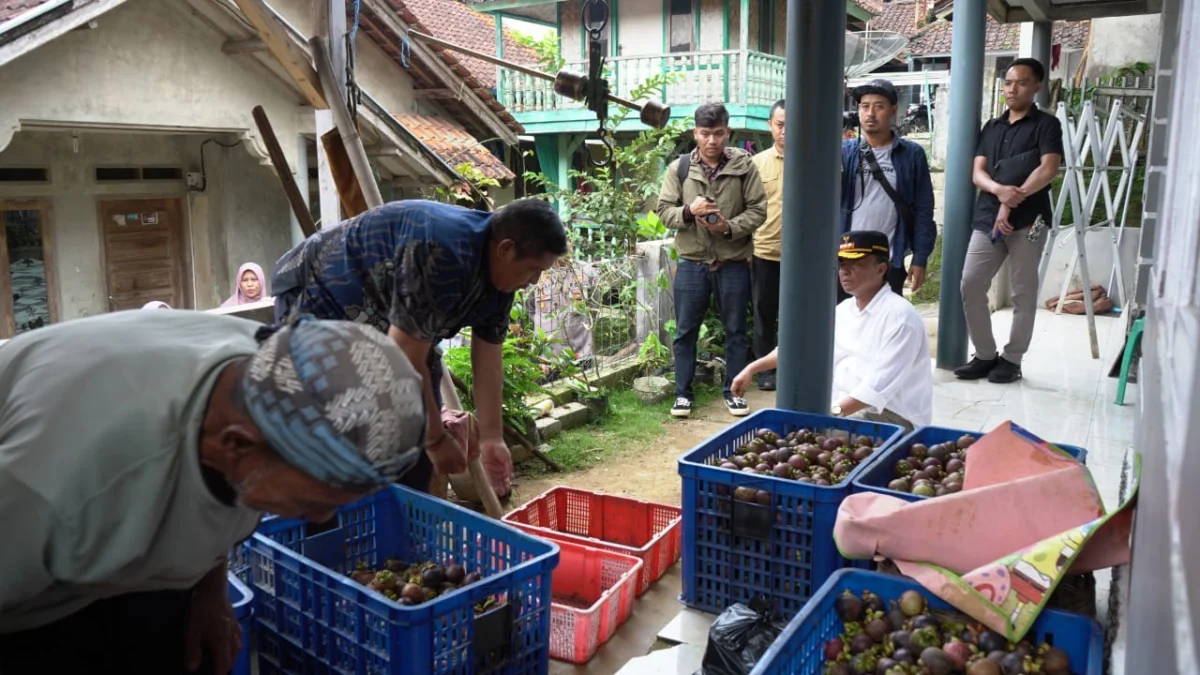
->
xmin=98 ymin=198 xmax=189 ymax=311
xmin=0 ymin=200 xmax=59 ymax=338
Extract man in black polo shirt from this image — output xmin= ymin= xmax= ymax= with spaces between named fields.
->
xmin=954 ymin=58 xmax=1064 ymax=384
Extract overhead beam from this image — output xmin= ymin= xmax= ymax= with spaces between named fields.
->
xmin=1003 ymin=0 xmax=1157 ymax=22
xmin=221 ymin=37 xmax=267 ymax=53
xmin=361 ymin=0 xmax=518 ymax=145
xmin=413 ymin=87 xmax=457 ymax=99
xmin=1022 ymin=0 xmax=1053 ymax=23
xmin=232 ymin=0 xmax=326 ymax=107
xmin=0 ymin=0 xmax=130 ymax=69
xmin=468 ymin=0 xmax=561 ymax=12
xmin=367 ymin=146 xmax=404 ymax=158
xmin=986 ymin=0 xmax=1008 ymax=22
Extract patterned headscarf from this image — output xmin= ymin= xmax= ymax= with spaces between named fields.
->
xmin=240 ymin=317 xmax=426 ymax=488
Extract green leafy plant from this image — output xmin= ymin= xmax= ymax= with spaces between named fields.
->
xmin=424 ymin=162 xmax=501 ymax=209
xmin=637 ymin=332 xmax=670 ymax=377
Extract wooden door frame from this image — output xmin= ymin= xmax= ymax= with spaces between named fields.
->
xmin=95 ymin=195 xmax=193 ymax=311
xmin=0 ymin=199 xmax=60 ymax=338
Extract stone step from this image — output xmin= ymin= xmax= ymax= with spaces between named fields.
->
xmin=548 ymin=401 xmax=590 ymax=430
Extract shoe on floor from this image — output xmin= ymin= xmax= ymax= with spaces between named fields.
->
xmin=671 ymin=397 xmax=693 ymax=418
xmin=954 ymin=356 xmax=998 ymax=380
xmin=987 ymin=357 xmax=1023 ymax=383
xmin=725 ymin=395 xmax=750 ymax=417
xmin=758 ymin=371 xmax=776 ymax=391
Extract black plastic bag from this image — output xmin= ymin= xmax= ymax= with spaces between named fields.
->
xmin=697 ymin=598 xmax=789 ymax=675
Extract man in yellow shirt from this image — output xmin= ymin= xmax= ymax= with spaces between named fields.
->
xmin=750 ymin=100 xmax=785 ymax=391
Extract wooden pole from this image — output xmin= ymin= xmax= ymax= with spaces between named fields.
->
xmin=310 ymin=35 xmax=384 ymax=209
xmin=252 ymin=106 xmax=318 ymax=238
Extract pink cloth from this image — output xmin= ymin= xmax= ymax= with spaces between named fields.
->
xmin=221 ymin=262 xmax=267 ymax=307
xmin=833 ymin=421 xmax=1131 ymax=575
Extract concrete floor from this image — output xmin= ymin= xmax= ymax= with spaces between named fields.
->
xmin=547 ymin=307 xmax=1138 ymax=674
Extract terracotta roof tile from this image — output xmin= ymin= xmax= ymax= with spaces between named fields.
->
xmin=394 ymin=113 xmax=515 ymax=184
xmin=390 ymin=0 xmax=538 ymax=89
xmin=0 ymin=0 xmax=52 ymax=22
xmin=852 ymin=0 xmax=884 ymax=15
xmin=908 ymin=17 xmax=1089 ymax=56
xmin=870 ymin=0 xmax=921 ymax=37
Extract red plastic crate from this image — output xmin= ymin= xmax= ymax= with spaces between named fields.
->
xmin=504 ymin=487 xmax=682 ymax=596
xmin=549 ymin=540 xmax=643 ymax=663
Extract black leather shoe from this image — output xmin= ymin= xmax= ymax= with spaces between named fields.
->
xmin=987 ymin=357 xmax=1023 ymax=383
xmin=758 ymin=371 xmax=776 ymax=391
xmin=954 ymin=356 xmax=998 ymax=380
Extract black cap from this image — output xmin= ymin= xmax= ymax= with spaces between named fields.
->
xmin=851 ymin=79 xmax=898 ymax=105
xmin=838 ymin=230 xmax=890 ymax=260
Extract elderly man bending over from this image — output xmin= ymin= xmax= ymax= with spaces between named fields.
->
xmin=732 ymin=230 xmax=932 ymax=431
xmin=0 ymin=311 xmax=426 ymax=674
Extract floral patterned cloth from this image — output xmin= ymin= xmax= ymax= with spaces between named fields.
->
xmin=270 ymin=200 xmax=513 ymax=346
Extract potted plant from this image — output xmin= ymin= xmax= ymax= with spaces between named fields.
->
xmin=632 ymin=332 xmax=672 ymax=404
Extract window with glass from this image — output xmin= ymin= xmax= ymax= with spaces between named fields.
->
xmin=669 ymin=0 xmax=694 ymax=53
xmin=0 ymin=201 xmax=58 ymax=337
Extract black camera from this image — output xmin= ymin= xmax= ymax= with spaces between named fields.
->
xmin=843 ymin=110 xmax=860 ymax=130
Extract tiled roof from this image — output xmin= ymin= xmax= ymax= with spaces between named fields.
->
xmin=394 ymin=113 xmax=515 ymax=184
xmin=908 ymin=17 xmax=1090 ymax=56
xmin=390 ymin=0 xmax=538 ymax=90
xmin=869 ymin=0 xmax=921 ymax=37
xmin=0 ymin=0 xmax=51 ymax=22
xmin=851 ymin=0 xmax=884 ymax=15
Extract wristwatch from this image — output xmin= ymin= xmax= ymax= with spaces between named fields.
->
xmin=831 ymin=404 xmax=843 ymax=416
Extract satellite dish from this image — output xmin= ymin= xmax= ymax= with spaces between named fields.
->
xmin=844 ymin=30 xmax=909 ymax=78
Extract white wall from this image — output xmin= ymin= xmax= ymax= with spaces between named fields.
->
xmin=1086 ymin=14 xmax=1162 ymax=77
xmin=618 ymin=1 xmax=663 ymax=56
xmin=1038 ymin=228 xmax=1140 ymax=307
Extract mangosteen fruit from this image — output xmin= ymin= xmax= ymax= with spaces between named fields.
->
xmin=374 ymin=570 xmax=400 ymax=591
xmin=824 ymin=637 xmax=845 ymax=661
xmin=943 ymin=482 xmax=963 ymax=495
xmin=730 ymin=456 xmax=748 ymax=469
xmin=912 ymin=483 xmax=937 ymax=497
xmin=986 ymin=650 xmax=1007 ymax=663
xmin=754 ymin=490 xmax=772 ymax=506
xmin=733 ymin=486 xmax=756 ymax=502
xmin=445 ymin=564 xmax=466 ymax=585
xmin=772 ymin=464 xmax=793 ymax=479
xmin=909 ymin=626 xmax=942 ymax=651
xmin=1041 ymin=646 xmax=1070 ymax=675
xmin=889 ymin=627 xmax=911 ymax=650
xmin=945 ymin=458 xmax=965 ymax=474
xmin=909 ymin=443 xmax=928 ymax=459
xmin=740 ymin=467 xmax=757 ymax=474
xmin=852 ymin=446 xmax=874 ymax=462
xmin=720 ymin=461 xmax=739 ymax=471
xmin=999 ymin=652 xmax=1024 ymax=675
xmin=898 ymin=590 xmax=926 ymax=617
xmin=957 ymin=434 xmax=976 ymax=449
xmin=976 ymin=631 xmax=1006 ymax=655
xmin=943 ymin=641 xmax=971 ymax=670
xmin=934 ymin=486 xmax=947 ymax=497
xmin=822 ymin=437 xmax=843 ymax=452
xmin=1013 ymin=641 xmax=1034 ymax=658
xmin=922 ymin=457 xmax=944 ymax=471
xmin=400 ymin=583 xmax=424 ymax=604
xmin=834 ymin=459 xmax=856 ymax=475
xmin=351 ymin=569 xmax=376 ymax=585
xmin=874 ymin=657 xmax=897 ymax=675
xmin=960 ymin=628 xmax=979 ymax=645
xmin=755 ymin=463 xmax=771 ymax=473
xmin=804 ymin=445 xmax=824 ymax=463
xmin=911 ymin=614 xmax=938 ymax=630
xmin=967 ymin=659 xmax=1001 ymax=675
xmin=817 ymin=452 xmax=833 ymax=467
xmin=850 ymin=633 xmax=876 ymax=654
xmin=848 ymin=652 xmax=877 ymax=675
xmin=825 ymin=664 xmax=852 ymax=675
xmin=865 ymin=617 xmax=890 ymax=642
xmin=463 ymin=571 xmax=483 ymax=585
xmin=911 ymin=469 xmax=932 ymax=482
xmin=384 ymin=558 xmax=406 ymax=573
xmin=918 ymin=648 xmax=954 ymax=675
xmin=788 ymin=454 xmax=809 ymax=471
xmin=835 ymin=589 xmax=864 ymax=622
xmin=894 ymin=459 xmax=913 ymax=476
xmin=891 ymin=647 xmax=914 ymax=663
xmin=888 ymin=478 xmax=911 ymax=492
xmin=743 ymin=452 xmax=760 ymax=466
xmin=398 ymin=597 xmax=415 ymax=606
xmin=861 ymin=591 xmax=885 ymax=613
xmin=422 ymin=586 xmax=438 ymax=602
xmin=928 ymin=444 xmax=950 ymax=461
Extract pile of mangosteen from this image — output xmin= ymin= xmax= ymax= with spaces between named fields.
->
xmin=883 ymin=435 xmax=977 ymax=498
xmin=349 ymin=559 xmax=494 ymax=613
xmin=719 ymin=428 xmax=885 ymax=491
xmin=822 ymin=587 xmax=1074 ymax=675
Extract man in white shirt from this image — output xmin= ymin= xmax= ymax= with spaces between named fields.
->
xmin=731 ymin=230 xmax=932 ymax=430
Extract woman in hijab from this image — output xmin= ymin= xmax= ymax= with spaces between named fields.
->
xmin=222 ymin=263 xmax=267 ymax=307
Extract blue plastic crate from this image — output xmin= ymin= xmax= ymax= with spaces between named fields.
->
xmin=677 ymin=409 xmax=904 ymax=618
xmin=752 ymin=569 xmax=1102 ymax=675
xmin=853 ymin=425 xmax=1089 ymax=503
xmin=244 ymin=485 xmax=560 ymax=675
xmin=228 ymin=573 xmax=254 ymax=675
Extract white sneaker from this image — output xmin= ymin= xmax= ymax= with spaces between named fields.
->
xmin=670 ymin=397 xmax=692 ymax=418
xmin=725 ymin=395 xmax=750 ymax=417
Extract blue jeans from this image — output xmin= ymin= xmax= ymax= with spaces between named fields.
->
xmin=673 ymin=259 xmax=752 ymax=399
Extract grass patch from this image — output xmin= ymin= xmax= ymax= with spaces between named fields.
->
xmin=913 ymin=233 xmax=943 ymax=306
xmin=517 ymin=382 xmax=720 ymax=478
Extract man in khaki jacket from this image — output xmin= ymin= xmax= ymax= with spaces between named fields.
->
xmin=751 ymin=99 xmax=785 ymax=392
xmin=656 ymin=102 xmax=767 ymax=419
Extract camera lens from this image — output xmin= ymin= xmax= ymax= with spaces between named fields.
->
xmin=704 ymin=213 xmax=719 ymax=224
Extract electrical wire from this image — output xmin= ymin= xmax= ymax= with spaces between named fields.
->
xmin=197 ymin=138 xmax=244 ymax=192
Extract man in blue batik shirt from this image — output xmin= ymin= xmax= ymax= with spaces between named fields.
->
xmin=272 ymin=198 xmax=567 ymax=497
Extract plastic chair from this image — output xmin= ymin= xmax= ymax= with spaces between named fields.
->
xmin=1114 ymin=316 xmax=1145 ymax=405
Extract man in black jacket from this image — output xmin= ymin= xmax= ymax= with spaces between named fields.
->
xmin=955 ymin=58 xmax=1064 ymax=384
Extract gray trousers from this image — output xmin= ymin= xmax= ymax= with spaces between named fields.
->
xmin=960 ymin=228 xmax=1047 ymax=364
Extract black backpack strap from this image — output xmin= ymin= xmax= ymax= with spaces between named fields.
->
xmin=860 ymin=144 xmax=914 ymax=229
xmin=677 ymin=152 xmax=691 ymax=188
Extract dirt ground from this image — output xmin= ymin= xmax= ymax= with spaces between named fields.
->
xmin=509 ymin=387 xmax=777 ymax=507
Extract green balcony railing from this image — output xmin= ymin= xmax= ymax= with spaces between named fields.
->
xmin=500 ymin=50 xmax=788 ymax=115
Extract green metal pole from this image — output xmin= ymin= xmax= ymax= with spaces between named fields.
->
xmin=935 ymin=0 xmax=987 ymax=369
xmin=775 ymin=0 xmax=845 ymax=413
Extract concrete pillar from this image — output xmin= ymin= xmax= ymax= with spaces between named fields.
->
xmin=1031 ymin=22 xmax=1053 ymax=108
xmin=934 ymin=0 xmax=986 ymax=370
xmin=775 ymin=0 xmax=844 ymax=413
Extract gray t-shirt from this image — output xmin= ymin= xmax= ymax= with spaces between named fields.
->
xmin=851 ymin=141 xmax=900 ymax=258
xmin=0 ymin=311 xmax=264 ymax=632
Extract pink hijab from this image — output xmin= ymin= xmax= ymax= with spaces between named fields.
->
xmin=221 ymin=262 xmax=267 ymax=307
